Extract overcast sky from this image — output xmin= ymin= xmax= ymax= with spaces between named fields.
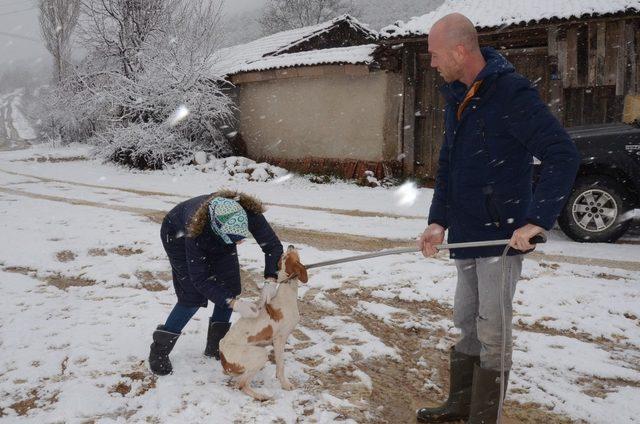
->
xmin=0 ymin=0 xmax=45 ymax=67
xmin=0 ymin=0 xmax=267 ymax=69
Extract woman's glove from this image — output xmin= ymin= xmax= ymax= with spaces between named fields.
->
xmin=229 ymin=298 xmax=259 ymax=319
xmin=259 ymin=279 xmax=279 ymax=306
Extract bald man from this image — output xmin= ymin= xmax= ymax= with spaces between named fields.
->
xmin=417 ymin=13 xmax=579 ymax=423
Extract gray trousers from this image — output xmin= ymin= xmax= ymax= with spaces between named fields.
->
xmin=453 ymin=255 xmax=523 ymax=371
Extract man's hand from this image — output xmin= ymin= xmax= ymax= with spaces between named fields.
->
xmin=259 ymin=278 xmax=279 ymax=306
xmin=229 ymin=298 xmax=259 ymax=319
xmin=509 ymin=223 xmax=544 ymax=252
xmin=419 ymin=223 xmax=445 ymax=257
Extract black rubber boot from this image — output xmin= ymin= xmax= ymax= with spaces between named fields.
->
xmin=417 ymin=348 xmax=480 ymax=423
xmin=204 ymin=321 xmax=231 ymax=359
xmin=148 ymin=325 xmax=180 ymax=376
xmin=466 ymin=364 xmax=510 ymax=424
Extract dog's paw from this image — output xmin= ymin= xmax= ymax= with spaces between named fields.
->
xmin=280 ymin=379 xmax=295 ymax=391
xmin=255 ymin=393 xmax=273 ymax=402
xmin=241 ymin=385 xmax=273 ymax=401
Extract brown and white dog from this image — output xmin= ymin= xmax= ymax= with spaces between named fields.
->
xmin=219 ymin=245 xmax=308 ymax=401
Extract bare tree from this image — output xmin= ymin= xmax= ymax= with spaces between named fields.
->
xmin=259 ymin=0 xmax=359 ymax=34
xmin=78 ymin=0 xmax=173 ymax=79
xmin=38 ymin=0 xmax=81 ymax=83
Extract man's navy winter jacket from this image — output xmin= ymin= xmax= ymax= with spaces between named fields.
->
xmin=428 ymin=47 xmax=580 ymax=258
xmin=161 ymin=193 xmax=283 ymax=308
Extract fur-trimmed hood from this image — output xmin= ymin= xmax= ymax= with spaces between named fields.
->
xmin=212 ymin=190 xmax=265 ymax=215
xmin=185 ymin=191 xmax=265 ymax=240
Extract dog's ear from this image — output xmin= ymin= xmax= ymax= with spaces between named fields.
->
xmin=284 ymin=250 xmax=307 ymax=283
xmin=294 ymin=262 xmax=308 ymax=283
xmin=284 ymin=254 xmax=295 ymax=276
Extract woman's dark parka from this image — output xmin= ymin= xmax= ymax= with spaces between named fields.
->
xmin=161 ymin=191 xmax=283 ymax=307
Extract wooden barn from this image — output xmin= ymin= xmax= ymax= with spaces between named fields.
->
xmin=380 ymin=0 xmax=640 ymax=181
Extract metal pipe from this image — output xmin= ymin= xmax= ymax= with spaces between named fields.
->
xmin=306 ymin=239 xmax=515 ymax=270
xmin=279 ymin=234 xmax=546 ymax=283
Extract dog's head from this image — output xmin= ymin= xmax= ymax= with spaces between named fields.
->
xmin=278 ymin=245 xmax=308 ymax=283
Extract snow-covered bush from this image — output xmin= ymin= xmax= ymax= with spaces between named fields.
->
xmin=91 ymin=123 xmax=197 ymax=169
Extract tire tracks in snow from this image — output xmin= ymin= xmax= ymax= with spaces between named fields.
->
xmin=0 ymin=167 xmax=424 ymax=219
xmin=0 ymin=178 xmax=639 ymax=271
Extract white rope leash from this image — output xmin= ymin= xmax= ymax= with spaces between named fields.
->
xmin=498 ymin=244 xmax=511 ymax=424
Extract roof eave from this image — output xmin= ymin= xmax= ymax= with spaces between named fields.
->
xmin=380 ymin=8 xmax=640 ymax=41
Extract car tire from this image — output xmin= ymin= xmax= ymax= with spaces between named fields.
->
xmin=558 ymin=175 xmax=633 ymax=243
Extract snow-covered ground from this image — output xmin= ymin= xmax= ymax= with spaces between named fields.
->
xmin=1 ymin=144 xmax=639 ymax=423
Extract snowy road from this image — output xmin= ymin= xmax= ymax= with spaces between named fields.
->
xmin=0 ymin=145 xmax=639 ymax=423
xmin=0 ymin=91 xmax=36 ymax=152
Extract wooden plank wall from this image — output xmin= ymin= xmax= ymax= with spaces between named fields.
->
xmin=553 ymin=19 xmax=632 ymax=89
xmin=551 ymin=17 xmax=639 ymax=125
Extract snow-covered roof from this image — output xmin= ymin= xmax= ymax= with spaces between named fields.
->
xmin=381 ymin=0 xmax=640 ymax=38
xmin=210 ymin=14 xmax=378 ymax=77
xmin=230 ymin=44 xmax=378 ymax=74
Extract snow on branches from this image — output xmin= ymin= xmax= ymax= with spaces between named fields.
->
xmin=40 ymin=0 xmax=235 ymax=169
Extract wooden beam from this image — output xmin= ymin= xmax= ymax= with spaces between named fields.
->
xmin=587 ymin=22 xmax=598 ymax=85
xmin=616 ymin=20 xmax=627 ymax=96
xmin=576 ymin=24 xmax=589 ymax=87
xmin=605 ymin=21 xmax=620 ymax=85
xmin=401 ymin=45 xmax=416 ymax=176
xmin=636 ymin=21 xmax=640 ymax=94
xmin=596 ymin=22 xmax=606 ymax=86
xmin=558 ymin=32 xmax=568 ymax=87
xmin=630 ymin=20 xmax=639 ymax=94
xmin=566 ymin=26 xmax=578 ymax=87
xmin=547 ymin=25 xmax=563 ymax=119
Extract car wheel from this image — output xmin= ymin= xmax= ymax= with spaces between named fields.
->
xmin=558 ymin=175 xmax=633 ymax=242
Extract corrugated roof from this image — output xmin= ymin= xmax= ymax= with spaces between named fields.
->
xmin=210 ymin=14 xmax=377 ymax=77
xmin=381 ymin=0 xmax=640 ymax=38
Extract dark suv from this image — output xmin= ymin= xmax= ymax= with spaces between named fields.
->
xmin=555 ymin=122 xmax=640 ymax=242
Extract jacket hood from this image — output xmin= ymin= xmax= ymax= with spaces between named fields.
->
xmin=476 ymin=47 xmax=514 ymax=81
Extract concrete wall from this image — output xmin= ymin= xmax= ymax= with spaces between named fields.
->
xmin=235 ymin=66 xmax=402 ymax=162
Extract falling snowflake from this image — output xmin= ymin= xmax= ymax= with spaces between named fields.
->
xmin=394 ymin=181 xmax=418 ymax=207
xmin=167 ymin=105 xmax=190 ymax=127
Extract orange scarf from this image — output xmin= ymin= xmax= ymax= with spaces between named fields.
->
xmin=457 ymin=80 xmax=483 ymax=121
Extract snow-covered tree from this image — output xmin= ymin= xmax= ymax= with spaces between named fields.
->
xmin=259 ymin=0 xmax=360 ymax=34
xmin=38 ymin=0 xmax=81 ymax=84
xmin=41 ymin=0 xmax=235 ymax=169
